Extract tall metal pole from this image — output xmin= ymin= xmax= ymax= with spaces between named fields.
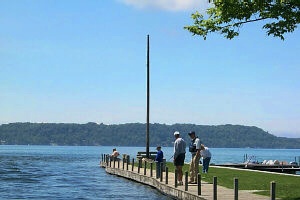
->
xmin=146 ymin=35 xmax=150 ymax=158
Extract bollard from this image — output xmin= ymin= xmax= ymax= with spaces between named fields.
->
xmin=270 ymin=181 xmax=276 ymax=200
xmin=185 ymin=171 xmax=188 ymax=191
xmin=132 ymin=158 xmax=134 ymax=171
xmin=118 ymin=159 xmax=120 ymax=169
xmin=138 ymin=160 xmax=140 ymax=174
xmin=126 ymin=159 xmax=129 ymax=171
xmin=150 ymin=163 xmax=153 ymax=177
xmin=106 ymin=155 xmax=109 ymax=166
xmin=144 ymin=161 xmax=147 ymax=175
xmin=110 ymin=159 xmax=112 ymax=168
xmin=113 ymin=159 xmax=116 ymax=168
xmin=213 ymin=176 xmax=217 ymax=200
xmin=234 ymin=178 xmax=238 ymax=200
xmin=126 ymin=155 xmax=130 ymax=164
xmin=122 ymin=158 xmax=125 ymax=170
xmin=175 ymin=169 xmax=178 ymax=188
xmin=165 ymin=167 xmax=168 ymax=184
xmin=198 ymin=173 xmax=201 ymax=195
xmin=160 ymin=163 xmax=163 ymax=182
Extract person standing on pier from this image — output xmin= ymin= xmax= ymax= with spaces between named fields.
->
xmin=173 ymin=131 xmax=186 ymax=186
xmin=188 ymin=131 xmax=201 ymax=184
xmin=155 ymin=146 xmax=164 ymax=179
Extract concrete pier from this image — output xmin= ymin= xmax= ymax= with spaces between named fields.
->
xmin=100 ymin=160 xmax=268 ymax=200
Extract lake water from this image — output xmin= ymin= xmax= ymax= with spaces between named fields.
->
xmin=1 ymin=145 xmax=300 ymax=199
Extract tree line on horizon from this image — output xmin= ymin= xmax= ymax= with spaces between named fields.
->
xmin=0 ymin=122 xmax=299 ymax=148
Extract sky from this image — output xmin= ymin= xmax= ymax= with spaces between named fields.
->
xmin=1 ymin=0 xmax=300 ymax=138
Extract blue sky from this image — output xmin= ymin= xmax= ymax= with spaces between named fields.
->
xmin=1 ymin=0 xmax=300 ymax=137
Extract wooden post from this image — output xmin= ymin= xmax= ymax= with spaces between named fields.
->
xmin=144 ymin=161 xmax=147 ymax=175
xmin=113 ymin=159 xmax=115 ymax=168
xmin=185 ymin=171 xmax=188 ymax=191
xmin=213 ymin=176 xmax=217 ymax=200
xmin=138 ymin=160 xmax=140 ymax=174
xmin=126 ymin=159 xmax=129 ymax=171
xmin=122 ymin=158 xmax=125 ymax=170
xmin=132 ymin=158 xmax=134 ymax=171
xmin=109 ymin=158 xmax=112 ymax=168
xmin=271 ymin=181 xmax=276 ymax=200
xmin=234 ymin=178 xmax=238 ymax=200
xmin=198 ymin=173 xmax=201 ymax=195
xmin=118 ymin=159 xmax=120 ymax=169
xmin=160 ymin=163 xmax=163 ymax=182
xmin=165 ymin=167 xmax=168 ymax=184
xmin=175 ymin=169 xmax=178 ymax=188
xmin=150 ymin=162 xmax=153 ymax=177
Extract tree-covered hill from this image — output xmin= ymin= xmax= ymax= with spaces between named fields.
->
xmin=0 ymin=122 xmax=299 ymax=148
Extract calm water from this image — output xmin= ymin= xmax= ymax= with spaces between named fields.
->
xmin=1 ymin=145 xmax=300 ymax=199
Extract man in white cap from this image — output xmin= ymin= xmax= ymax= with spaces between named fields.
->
xmin=173 ymin=131 xmax=186 ymax=186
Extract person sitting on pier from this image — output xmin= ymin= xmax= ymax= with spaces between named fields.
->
xmin=200 ymin=144 xmax=212 ymax=173
xmin=111 ymin=148 xmax=120 ymax=161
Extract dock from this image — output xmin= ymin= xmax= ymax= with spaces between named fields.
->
xmin=100 ymin=155 xmax=272 ymax=200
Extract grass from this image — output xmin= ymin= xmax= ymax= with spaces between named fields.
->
xmin=162 ymin=162 xmax=300 ymax=200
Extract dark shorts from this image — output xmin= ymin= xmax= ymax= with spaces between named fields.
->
xmin=174 ymin=153 xmax=185 ymax=166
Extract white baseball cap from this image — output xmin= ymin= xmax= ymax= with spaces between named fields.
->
xmin=174 ymin=131 xmax=180 ymax=136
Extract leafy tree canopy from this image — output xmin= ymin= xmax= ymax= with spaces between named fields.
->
xmin=184 ymin=0 xmax=300 ymax=40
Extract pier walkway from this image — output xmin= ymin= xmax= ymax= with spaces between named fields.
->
xmin=100 ymin=159 xmax=270 ymax=200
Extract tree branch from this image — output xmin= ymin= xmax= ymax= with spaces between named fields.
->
xmin=222 ymin=17 xmax=269 ymax=28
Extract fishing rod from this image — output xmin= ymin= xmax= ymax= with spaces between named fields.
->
xmin=168 ymin=155 xmax=174 ymax=161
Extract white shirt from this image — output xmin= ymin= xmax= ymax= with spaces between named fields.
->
xmin=200 ymin=147 xmax=212 ymax=159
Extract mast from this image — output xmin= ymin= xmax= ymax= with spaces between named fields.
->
xmin=146 ymin=35 xmax=150 ymax=158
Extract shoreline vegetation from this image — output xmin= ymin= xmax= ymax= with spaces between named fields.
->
xmin=0 ymin=122 xmax=300 ymax=148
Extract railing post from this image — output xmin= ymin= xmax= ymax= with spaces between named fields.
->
xmin=213 ymin=176 xmax=217 ymax=200
xmin=185 ymin=171 xmax=188 ymax=191
xmin=107 ymin=155 xmax=109 ymax=166
xmin=126 ymin=155 xmax=130 ymax=164
xmin=198 ymin=173 xmax=201 ymax=195
xmin=271 ymin=181 xmax=276 ymax=200
xmin=113 ymin=159 xmax=116 ymax=168
xmin=138 ymin=160 xmax=140 ymax=174
xmin=165 ymin=167 xmax=168 ymax=184
xmin=118 ymin=159 xmax=120 ymax=169
xmin=160 ymin=163 xmax=163 ymax=182
xmin=234 ymin=178 xmax=238 ymax=200
xmin=144 ymin=161 xmax=147 ymax=175
xmin=126 ymin=158 xmax=129 ymax=171
xmin=150 ymin=162 xmax=153 ymax=177
xmin=109 ymin=158 xmax=112 ymax=168
xmin=175 ymin=169 xmax=178 ymax=188
xmin=132 ymin=158 xmax=134 ymax=171
xmin=122 ymin=158 xmax=125 ymax=170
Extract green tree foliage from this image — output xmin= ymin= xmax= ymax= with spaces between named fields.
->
xmin=0 ymin=123 xmax=300 ymax=148
xmin=184 ymin=1 xmax=300 ymax=40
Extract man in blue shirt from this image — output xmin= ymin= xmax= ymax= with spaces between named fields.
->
xmin=155 ymin=146 xmax=164 ymax=178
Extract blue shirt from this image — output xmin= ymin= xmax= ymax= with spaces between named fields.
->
xmin=155 ymin=150 xmax=164 ymax=162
